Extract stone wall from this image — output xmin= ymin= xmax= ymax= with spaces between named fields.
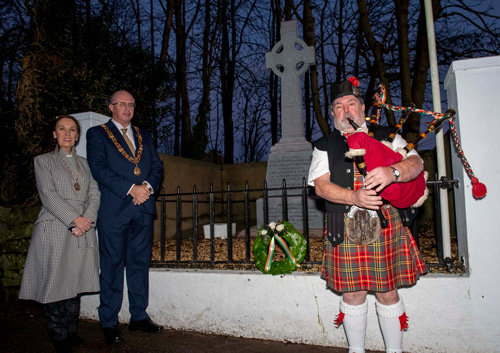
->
xmin=0 ymin=204 xmax=39 ymax=303
xmin=154 ymin=155 xmax=267 ymax=241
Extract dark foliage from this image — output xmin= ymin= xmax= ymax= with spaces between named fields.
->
xmin=1 ymin=0 xmax=174 ymax=205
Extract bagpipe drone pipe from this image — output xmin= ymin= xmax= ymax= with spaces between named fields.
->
xmin=345 ymin=83 xmax=486 ymax=216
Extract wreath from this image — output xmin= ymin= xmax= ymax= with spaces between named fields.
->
xmin=253 ymin=220 xmax=307 ymax=275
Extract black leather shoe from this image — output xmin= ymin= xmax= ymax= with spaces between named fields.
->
xmin=102 ymin=326 xmax=123 ymax=344
xmin=128 ymin=317 xmax=163 ymax=333
xmin=68 ymin=333 xmax=85 ymax=347
xmin=52 ymin=338 xmax=72 ymax=353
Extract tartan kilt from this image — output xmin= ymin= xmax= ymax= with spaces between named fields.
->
xmin=321 ymin=205 xmax=427 ymax=293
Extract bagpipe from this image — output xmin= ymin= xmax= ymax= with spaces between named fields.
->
xmin=344 ymin=83 xmax=486 ymax=213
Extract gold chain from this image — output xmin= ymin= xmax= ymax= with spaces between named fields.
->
xmin=56 ymin=150 xmax=82 ymax=191
xmin=101 ymin=124 xmax=143 ymax=164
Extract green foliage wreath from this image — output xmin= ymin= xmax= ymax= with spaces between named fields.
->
xmin=253 ymin=220 xmax=307 ymax=275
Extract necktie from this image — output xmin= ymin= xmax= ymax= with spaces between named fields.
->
xmin=121 ymin=128 xmax=136 ymax=157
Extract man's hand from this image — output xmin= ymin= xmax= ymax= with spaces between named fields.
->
xmin=352 ymin=188 xmax=383 ymax=210
xmin=314 ymin=173 xmax=382 ymax=210
xmin=129 ymin=184 xmax=151 ymax=205
xmin=364 ymin=155 xmax=424 ymax=193
xmin=364 ymin=166 xmax=394 ymax=193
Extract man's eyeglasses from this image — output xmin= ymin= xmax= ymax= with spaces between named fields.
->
xmin=111 ymin=102 xmax=136 ymax=108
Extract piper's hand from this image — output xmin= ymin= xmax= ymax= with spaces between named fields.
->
xmin=352 ymin=188 xmax=383 ymax=210
xmin=364 ymin=167 xmax=394 ymax=193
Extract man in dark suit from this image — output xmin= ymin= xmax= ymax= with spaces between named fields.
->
xmin=87 ymin=90 xmax=164 ymax=344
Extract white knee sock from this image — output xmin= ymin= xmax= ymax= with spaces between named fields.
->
xmin=375 ymin=297 xmax=407 ymax=353
xmin=339 ymin=297 xmax=368 ymax=353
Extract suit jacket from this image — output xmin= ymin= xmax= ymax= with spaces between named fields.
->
xmin=19 ymin=148 xmax=100 ymax=303
xmin=86 ymin=119 xmax=164 ymax=218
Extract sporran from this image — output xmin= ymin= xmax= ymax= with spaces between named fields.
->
xmin=344 ymin=205 xmax=381 ymax=245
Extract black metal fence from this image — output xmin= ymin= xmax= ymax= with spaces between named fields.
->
xmin=151 ymin=177 xmax=461 ymax=272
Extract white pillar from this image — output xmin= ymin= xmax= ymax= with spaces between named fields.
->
xmin=444 ymin=55 xmax=500 ymax=267
xmin=424 ymin=0 xmax=451 ymax=259
xmin=72 ymin=112 xmax=110 ymax=158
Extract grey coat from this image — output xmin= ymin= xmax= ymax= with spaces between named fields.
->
xmin=19 ymin=148 xmax=100 ymax=304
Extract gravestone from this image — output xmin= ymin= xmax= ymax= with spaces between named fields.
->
xmin=256 ymin=20 xmax=324 ymax=230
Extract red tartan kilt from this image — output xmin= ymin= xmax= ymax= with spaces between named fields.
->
xmin=321 ymin=205 xmax=427 ymax=293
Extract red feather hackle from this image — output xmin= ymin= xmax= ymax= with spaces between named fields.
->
xmin=334 ymin=311 xmax=345 ymax=327
xmin=399 ymin=312 xmax=409 ymax=331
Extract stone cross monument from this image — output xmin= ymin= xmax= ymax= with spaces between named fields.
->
xmin=265 ymin=20 xmax=315 ymax=151
xmin=257 ymin=20 xmax=323 ymax=230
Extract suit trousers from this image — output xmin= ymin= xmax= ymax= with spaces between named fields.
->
xmin=98 ymin=209 xmax=153 ymax=328
xmin=44 ymin=297 xmax=80 ymax=340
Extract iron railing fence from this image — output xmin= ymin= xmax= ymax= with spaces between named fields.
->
xmin=152 ymin=177 xmax=462 ymax=272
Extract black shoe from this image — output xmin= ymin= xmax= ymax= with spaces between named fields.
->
xmin=52 ymin=338 xmax=73 ymax=353
xmin=128 ymin=317 xmax=163 ymax=333
xmin=67 ymin=333 xmax=85 ymax=347
xmin=102 ymin=326 xmax=123 ymax=344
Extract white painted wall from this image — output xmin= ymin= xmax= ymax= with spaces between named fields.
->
xmin=80 ymin=56 xmax=500 ymax=352
xmin=80 ymin=270 xmax=499 ymax=353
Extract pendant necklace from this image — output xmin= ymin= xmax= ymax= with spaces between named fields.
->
xmin=101 ymin=124 xmax=144 ymax=176
xmin=57 ymin=150 xmax=82 ymax=191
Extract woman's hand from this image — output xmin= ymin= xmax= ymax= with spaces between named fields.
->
xmin=71 ymin=226 xmax=86 ymax=237
xmin=71 ymin=216 xmax=93 ymax=236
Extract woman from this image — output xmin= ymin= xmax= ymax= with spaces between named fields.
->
xmin=19 ymin=115 xmax=100 ymax=353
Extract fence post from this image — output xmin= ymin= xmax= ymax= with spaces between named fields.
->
xmin=176 ymin=186 xmax=182 ymax=261
xmin=433 ymin=173 xmax=443 ymax=264
xmin=244 ymin=181 xmax=251 ymax=262
xmin=263 ymin=180 xmax=269 ymax=225
xmin=209 ymin=184 xmax=215 ymax=263
xmin=302 ymin=178 xmax=310 ymax=261
xmin=192 ymin=185 xmax=198 ymax=261
xmin=227 ymin=183 xmax=233 ymax=262
xmin=160 ymin=187 xmax=166 ymax=262
xmin=281 ymin=178 xmax=288 ymax=222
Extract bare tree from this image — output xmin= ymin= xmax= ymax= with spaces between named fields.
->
xmin=174 ymin=0 xmax=201 ymax=157
xmin=130 ymin=0 xmax=142 ymax=50
xmin=192 ymin=0 xmax=219 ymax=159
xmin=3 ymin=0 xmax=500 ymax=169
xmin=356 ymin=0 xmax=396 ymax=125
xmin=218 ymin=0 xmax=257 ymax=164
xmin=219 ymin=0 xmax=234 ymax=163
xmin=303 ymin=0 xmax=330 ymax=136
xmin=269 ymin=0 xmax=282 ymax=146
xmin=238 ymin=81 xmax=271 ymax=162
xmin=158 ymin=0 xmax=174 ymax=65
xmin=318 ymin=0 xmax=332 ymax=125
